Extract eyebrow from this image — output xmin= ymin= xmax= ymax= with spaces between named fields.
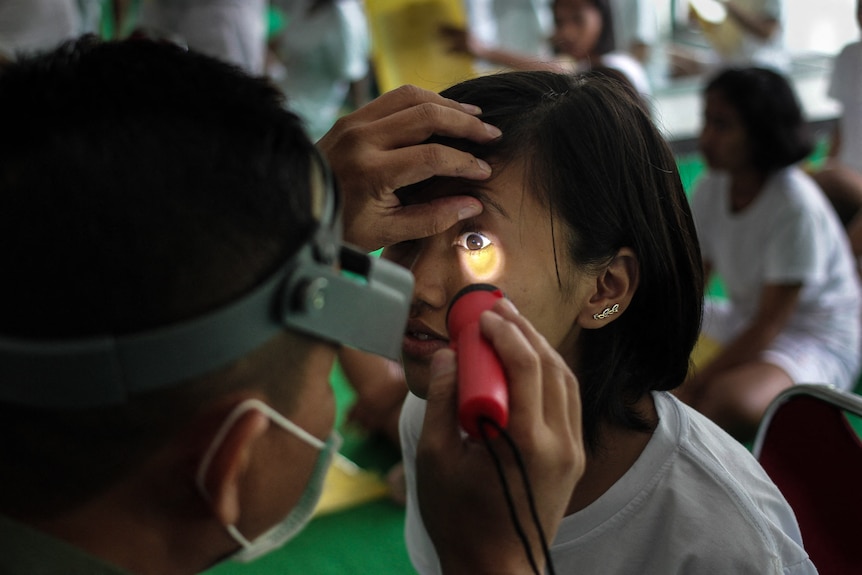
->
xmin=400 ymin=177 xmax=512 ymax=221
xmin=464 ymin=186 xmax=511 ymax=221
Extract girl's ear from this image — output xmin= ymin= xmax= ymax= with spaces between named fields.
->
xmin=580 ymin=247 xmax=639 ymax=328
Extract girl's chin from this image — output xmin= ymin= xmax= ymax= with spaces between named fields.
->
xmin=402 ymin=358 xmax=432 ymax=400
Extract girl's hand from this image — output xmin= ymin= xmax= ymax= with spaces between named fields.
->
xmin=416 ymin=298 xmax=585 ymax=573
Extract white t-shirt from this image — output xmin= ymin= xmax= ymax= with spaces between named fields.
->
xmin=691 ymin=166 xmax=861 ymax=387
xmin=571 ymin=51 xmax=652 ymax=99
xmin=138 ymin=0 xmax=268 ymax=74
xmin=609 ymin=0 xmax=657 ymax=54
xmin=465 ymin=0 xmax=552 ymax=73
xmin=400 ymin=391 xmax=816 ymax=574
xmin=0 ymin=0 xmax=80 ymax=60
xmin=828 ymin=40 xmax=862 ymax=175
xmin=598 ymin=51 xmax=652 ymax=97
xmin=269 ymin=0 xmax=370 ymax=141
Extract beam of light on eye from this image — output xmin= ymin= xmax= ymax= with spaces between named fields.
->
xmin=461 ymin=245 xmax=503 ymax=282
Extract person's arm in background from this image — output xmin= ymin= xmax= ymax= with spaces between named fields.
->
xmin=691 ymin=283 xmax=801 ymax=386
xmin=438 ymin=25 xmax=569 ymax=74
xmin=317 ymin=84 xmax=502 ymax=251
xmin=722 ymin=0 xmax=780 ymax=41
xmin=678 ymin=281 xmax=801 ymax=411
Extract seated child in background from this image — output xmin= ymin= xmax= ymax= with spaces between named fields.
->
xmin=387 ymin=70 xmax=815 ymax=574
xmin=440 ymin=0 xmax=651 ymax=97
xmin=681 ymin=67 xmax=861 ymax=442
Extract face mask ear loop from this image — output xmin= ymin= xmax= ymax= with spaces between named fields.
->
xmin=196 ymin=399 xmax=263 ymax=502
xmin=194 ymin=398 xmax=328 ymax=551
xmin=225 ymin=525 xmax=254 ymax=550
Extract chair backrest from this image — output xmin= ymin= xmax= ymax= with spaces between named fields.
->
xmin=752 ymin=384 xmax=862 ymax=575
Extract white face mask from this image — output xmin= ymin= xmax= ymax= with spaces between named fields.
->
xmin=196 ymin=398 xmax=341 ymax=563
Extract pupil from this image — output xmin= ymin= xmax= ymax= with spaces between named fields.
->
xmin=466 ymin=233 xmax=484 ymax=250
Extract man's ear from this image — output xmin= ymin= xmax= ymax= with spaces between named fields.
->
xmin=580 ymin=247 xmax=639 ymax=328
xmin=197 ymin=405 xmax=270 ymax=527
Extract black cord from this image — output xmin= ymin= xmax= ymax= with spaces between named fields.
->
xmin=478 ymin=417 xmax=557 ymax=575
xmin=478 ymin=419 xmax=540 ymax=574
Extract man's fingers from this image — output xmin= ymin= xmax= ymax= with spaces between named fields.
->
xmin=482 ymin=299 xmax=582 ymax=436
xmin=336 ymin=84 xmax=482 ymax=125
xmin=377 ymin=102 xmax=501 ymax=149
xmin=325 ymin=90 xmax=500 ymax=158
xmin=476 ymin=309 xmax=544 ymax=429
xmin=369 ymin=197 xmax=484 ymax=247
xmin=358 ymin=143 xmax=493 ymax=192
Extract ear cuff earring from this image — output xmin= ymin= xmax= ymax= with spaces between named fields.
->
xmin=593 ymin=303 xmax=619 ymax=320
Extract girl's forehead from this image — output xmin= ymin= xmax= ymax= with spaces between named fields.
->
xmin=411 ymin=157 xmax=533 ymax=220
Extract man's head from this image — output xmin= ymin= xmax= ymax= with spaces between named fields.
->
xmin=0 ymin=31 xmax=321 ymax=507
xmin=0 ymin=37 xmax=409 ymax=570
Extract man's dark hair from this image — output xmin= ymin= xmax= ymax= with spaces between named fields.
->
xmin=0 ymin=37 xmax=319 ymax=516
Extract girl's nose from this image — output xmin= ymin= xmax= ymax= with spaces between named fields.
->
xmin=408 ymin=244 xmax=452 ymax=313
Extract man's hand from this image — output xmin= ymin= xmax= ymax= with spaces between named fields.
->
xmin=317 ymin=85 xmax=502 ymax=252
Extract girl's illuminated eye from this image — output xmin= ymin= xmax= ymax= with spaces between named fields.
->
xmin=457 ymin=231 xmax=492 ymax=251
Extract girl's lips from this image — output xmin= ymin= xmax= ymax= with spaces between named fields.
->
xmin=402 ymin=322 xmax=450 ymax=360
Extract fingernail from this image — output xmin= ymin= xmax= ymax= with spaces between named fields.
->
xmin=458 ymin=102 xmax=482 ymax=114
xmin=498 ymin=297 xmax=519 ymax=314
xmin=484 ymin=123 xmax=502 ymax=139
xmin=476 ymin=158 xmax=492 ymax=174
xmin=458 ymin=202 xmax=482 ymax=220
xmin=430 ymin=349 xmax=456 ymax=379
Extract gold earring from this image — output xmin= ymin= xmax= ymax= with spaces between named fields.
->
xmin=593 ymin=303 xmax=619 ymax=320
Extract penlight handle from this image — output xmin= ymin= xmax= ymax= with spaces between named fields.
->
xmin=446 ymin=284 xmax=508 ymax=438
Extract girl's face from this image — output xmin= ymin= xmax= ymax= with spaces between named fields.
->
xmin=552 ymin=0 xmax=603 ymax=59
xmin=382 ymin=159 xmax=598 ymax=397
xmin=699 ymin=90 xmax=752 ymax=172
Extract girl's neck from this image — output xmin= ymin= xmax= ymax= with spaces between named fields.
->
xmin=728 ymin=167 xmax=768 ymax=213
xmin=565 ymin=393 xmax=657 ymax=515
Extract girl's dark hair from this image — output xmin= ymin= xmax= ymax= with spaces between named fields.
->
xmin=439 ymin=71 xmax=703 ymax=451
xmin=591 ymin=0 xmax=616 ymax=55
xmin=706 ymin=67 xmax=813 ymax=172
